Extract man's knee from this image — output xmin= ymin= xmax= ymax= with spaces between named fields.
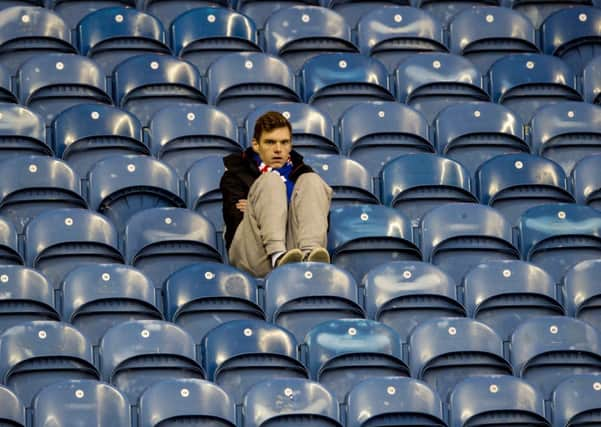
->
xmin=296 ymin=172 xmax=327 ymax=188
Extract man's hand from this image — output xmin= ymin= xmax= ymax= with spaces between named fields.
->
xmin=236 ymin=199 xmax=248 ymax=213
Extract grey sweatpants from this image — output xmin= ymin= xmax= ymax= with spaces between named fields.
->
xmin=228 ymin=172 xmax=333 ymax=277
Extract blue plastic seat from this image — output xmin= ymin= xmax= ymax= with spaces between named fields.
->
xmin=511 ymin=316 xmax=601 ymax=399
xmin=48 ymin=0 xmax=137 ymax=30
xmin=113 ymin=53 xmax=205 ymax=126
xmin=475 ymin=153 xmax=574 ymax=225
xmin=87 ymin=155 xmax=185 ymax=233
xmin=0 ymin=104 xmax=50 ymax=161
xmin=572 ymin=155 xmax=601 ymax=211
xmin=264 ymin=262 xmax=364 ymax=343
xmin=246 ymin=102 xmax=337 ymax=156
xmin=233 ymin=0 xmax=321 ymax=30
xmin=339 ymin=102 xmax=434 ymax=179
xmin=420 ymin=203 xmax=520 ymax=285
xmin=563 ymin=260 xmax=601 ymax=332
xmin=362 ymin=261 xmax=465 ymax=343
xmin=62 ymin=264 xmax=163 ymax=346
xmin=300 ymin=52 xmax=394 ymax=123
xmin=0 ymin=63 xmax=15 ymax=103
xmin=414 ymin=0 xmax=500 ymax=27
xmin=100 ymin=320 xmax=204 ymax=403
xmin=583 ymin=55 xmax=601 ymax=103
xmin=51 ymin=104 xmax=148 ymax=179
xmin=18 ymin=53 xmax=112 ymax=125
xmin=32 ymin=380 xmax=131 ymax=427
xmin=0 ymin=265 xmax=59 ymax=335
xmin=207 ymin=52 xmax=300 ymax=126
xmin=171 ymin=7 xmax=260 ymax=76
xmin=149 ymin=104 xmax=240 ymax=179
xmin=449 ymin=375 xmax=549 ymax=427
xmin=435 ymin=102 xmax=529 ymax=176
xmin=77 ymin=7 xmax=170 ymax=76
xmin=0 ymin=385 xmax=24 ymax=427
xmin=328 ymin=204 xmax=421 ymax=283
xmin=25 ymin=208 xmax=123 ymax=289
xmin=124 ymin=207 xmax=222 ymax=289
xmin=357 ymin=6 xmax=447 ymax=73
xmin=517 ymin=203 xmax=601 ymax=284
xmin=325 ymin=0 xmax=411 ymax=29
xmin=139 ymin=378 xmax=236 ymax=427
xmin=304 ymin=154 xmax=379 ymax=207
xmin=143 ymin=0 xmax=231 ymax=28
xmin=0 ymin=0 xmax=43 ymax=8
xmin=463 ymin=260 xmax=563 ymax=341
xmin=185 ymin=156 xmax=226 ymax=232
xmin=488 ymin=53 xmax=581 ymax=123
xmin=409 ymin=317 xmax=512 ymax=401
xmin=380 ymin=154 xmax=477 ymax=226
xmin=510 ymin=0 xmax=594 ymax=28
xmin=0 ymin=217 xmax=22 ymax=266
xmin=243 ymin=378 xmax=342 ymax=427
xmin=541 ymin=6 xmax=601 ymax=74
xmin=264 ymin=6 xmax=357 ymax=73
xmin=0 ymin=155 xmax=86 ymax=233
xmin=449 ymin=6 xmax=538 ymax=75
xmin=395 ymin=52 xmax=489 ymax=124
xmin=0 ymin=6 xmax=76 ymax=75
xmin=346 ymin=377 xmax=446 ymax=427
xmin=552 ymin=374 xmax=601 ymax=427
xmin=530 ymin=102 xmax=601 ymax=175
xmin=0 ymin=321 xmax=99 ymax=406
xmin=164 ymin=263 xmax=264 ymax=343
xmin=304 ymin=318 xmax=409 ymax=403
xmin=201 ymin=319 xmax=308 ymax=404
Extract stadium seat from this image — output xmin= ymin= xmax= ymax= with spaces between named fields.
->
xmin=171 ymin=7 xmax=260 ymax=76
xmin=563 ymin=259 xmax=601 ymax=332
xmin=62 ymin=264 xmax=163 ymax=346
xmin=0 ymin=104 xmax=50 ymax=161
xmin=125 ymin=207 xmax=222 ymax=289
xmin=420 ymin=203 xmax=520 ymax=285
xmin=300 ymin=52 xmax=394 ymax=123
xmin=0 ymin=385 xmax=24 ymax=427
xmin=303 ymin=318 xmax=409 ymax=403
xmin=185 ymin=156 xmax=226 ymax=232
xmin=475 ymin=153 xmax=574 ymax=225
xmin=449 ymin=6 xmax=538 ymax=75
xmin=380 ymin=154 xmax=477 ymax=226
xmin=0 ymin=321 xmax=99 ymax=406
xmin=264 ymin=262 xmax=364 ymax=342
xmin=339 ymin=102 xmax=434 ymax=180
xmin=449 ymin=375 xmax=549 ymax=427
xmin=138 ymin=378 xmax=236 ymax=427
xmin=264 ymin=5 xmax=357 ymax=73
xmin=394 ymin=52 xmax=489 ymax=123
xmin=142 ymin=0 xmax=231 ymax=28
xmin=0 ymin=265 xmax=59 ymax=335
xmin=304 ymin=154 xmax=379 ymax=207
xmin=0 ymin=0 xmax=43 ymax=8
xmin=0 ymin=155 xmax=86 ymax=233
xmin=18 ymin=53 xmax=112 ymax=125
xmin=510 ymin=0 xmax=594 ymax=28
xmin=245 ymin=102 xmax=337 ymax=156
xmin=51 ymin=103 xmax=148 ymax=179
xmin=435 ymin=102 xmax=529 ymax=176
xmin=201 ymin=319 xmax=308 ymax=404
xmin=572 ymin=155 xmax=601 ymax=211
xmin=328 ymin=204 xmax=421 ymax=283
xmin=362 ymin=261 xmax=465 ymax=342
xmin=409 ymin=317 xmax=512 ymax=401
xmin=583 ymin=55 xmax=601 ymax=103
xmin=511 ymin=316 xmax=601 ymax=398
xmin=541 ymin=6 xmax=601 ymax=74
xmin=77 ymin=7 xmax=170 ymax=76
xmin=113 ymin=53 xmax=205 ymax=126
xmin=530 ymin=101 xmax=601 ymax=175
xmin=0 ymin=6 xmax=76 ymax=75
xmin=164 ymin=262 xmax=264 ymax=343
xmin=414 ymin=0 xmax=501 ymax=28
xmin=517 ymin=203 xmax=601 ymax=284
xmin=87 ymin=154 xmax=185 ymax=233
xmin=552 ymin=374 xmax=601 ymax=427
xmin=48 ymin=0 xmax=137 ymax=30
xmin=24 ymin=208 xmax=123 ymax=289
xmin=233 ymin=0 xmax=321 ymax=30
xmin=99 ymin=320 xmax=204 ymax=403
xmin=346 ymin=377 xmax=446 ymax=427
xmin=0 ymin=216 xmax=22 ymax=266
xmin=325 ymin=0 xmax=412 ymax=29
xmin=357 ymin=6 xmax=447 ymax=73
xmin=207 ymin=52 xmax=300 ymax=126
xmin=488 ymin=53 xmax=581 ymax=123
xmin=0 ymin=63 xmax=15 ymax=103
xmin=463 ymin=260 xmax=564 ymax=341
xmin=243 ymin=378 xmax=342 ymax=427
xmin=32 ymin=380 xmax=131 ymax=427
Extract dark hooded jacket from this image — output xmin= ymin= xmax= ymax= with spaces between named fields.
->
xmin=220 ymin=147 xmax=314 ymax=250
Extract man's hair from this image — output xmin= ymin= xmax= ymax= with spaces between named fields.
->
xmin=253 ymin=111 xmax=292 ymax=142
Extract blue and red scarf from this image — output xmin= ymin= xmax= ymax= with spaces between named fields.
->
xmin=254 ymin=153 xmax=294 ymax=202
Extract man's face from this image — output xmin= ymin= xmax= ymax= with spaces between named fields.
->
xmin=252 ymin=126 xmax=292 ymax=169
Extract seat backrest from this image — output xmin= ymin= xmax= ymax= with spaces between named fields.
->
xmin=0 ymin=216 xmax=22 ymax=266
xmin=0 ymin=61 xmax=15 ymax=103
xmin=583 ymin=55 xmax=601 ymax=103
xmin=0 ymin=101 xmax=49 ymax=161
xmin=185 ymin=155 xmax=226 ymax=232
xmin=233 ymin=0 xmax=321 ymax=30
xmin=552 ymin=374 xmax=601 ymax=427
xmin=48 ymin=0 xmax=137 ymax=30
xmin=143 ymin=0 xmax=231 ymax=28
xmin=414 ymin=0 xmax=501 ymax=28
xmin=562 ymin=259 xmax=601 ymax=331
xmin=0 ymin=384 xmax=25 ymax=427
xmin=325 ymin=0 xmax=411 ymax=29
xmin=509 ymin=0 xmax=594 ymax=29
